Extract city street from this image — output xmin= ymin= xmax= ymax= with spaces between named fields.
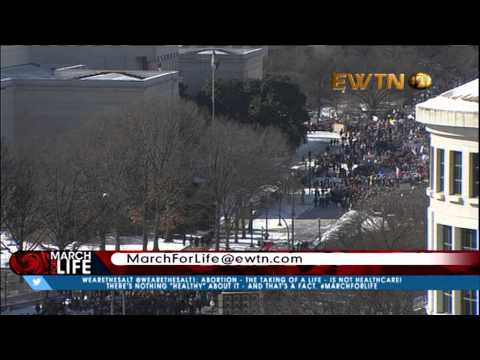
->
xmin=203 ymin=130 xmax=346 ymax=250
xmin=1 ymin=45 xmax=477 ymax=316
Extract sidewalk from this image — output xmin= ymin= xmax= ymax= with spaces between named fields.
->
xmin=199 ymin=189 xmax=346 ymax=250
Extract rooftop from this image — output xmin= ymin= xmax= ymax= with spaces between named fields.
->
xmin=441 ymin=79 xmax=478 ymax=103
xmin=1 ymin=63 xmax=176 ymax=83
xmin=64 ymin=69 xmax=175 ymax=81
xmin=79 ymin=72 xmax=143 ymax=81
xmin=179 ymin=47 xmax=263 ymax=56
xmin=415 ymin=79 xmax=478 ymax=129
xmin=1 ymin=63 xmax=59 ymax=80
xmin=417 ymin=79 xmax=478 ymax=113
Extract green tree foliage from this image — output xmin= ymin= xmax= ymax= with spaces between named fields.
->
xmin=192 ymin=75 xmax=309 ymax=147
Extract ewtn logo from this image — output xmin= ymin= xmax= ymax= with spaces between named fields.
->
xmin=331 ymin=72 xmax=432 ymax=91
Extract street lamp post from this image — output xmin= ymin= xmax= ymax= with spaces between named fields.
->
xmin=265 ymin=206 xmax=269 ymax=240
xmin=318 ymin=218 xmax=322 ymax=243
xmin=291 ymin=186 xmax=295 ymax=250
xmin=280 ymin=216 xmax=290 ymax=246
xmin=278 ymin=192 xmax=282 ymax=226
xmin=308 ymin=163 xmax=314 ymax=196
xmin=211 ymin=49 xmax=216 ymax=123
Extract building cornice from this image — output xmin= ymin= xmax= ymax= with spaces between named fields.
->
xmin=1 ymin=71 xmax=178 ymax=90
xmin=416 ymin=106 xmax=478 ymax=129
xmin=415 ymin=79 xmax=478 ymax=129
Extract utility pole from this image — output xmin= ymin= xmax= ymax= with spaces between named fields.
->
xmin=211 ymin=49 xmax=216 ymax=123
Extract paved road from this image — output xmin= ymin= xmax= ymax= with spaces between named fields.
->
xmin=293 ymin=219 xmax=337 ymax=243
xmin=294 ymin=205 xmax=343 ymax=243
xmin=254 ymin=195 xmax=345 ymax=245
xmin=296 ymin=203 xmax=344 ymax=220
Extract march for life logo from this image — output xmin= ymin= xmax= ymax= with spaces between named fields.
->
xmin=9 ymin=251 xmax=92 ymax=275
xmin=51 ymin=251 xmax=92 ymax=275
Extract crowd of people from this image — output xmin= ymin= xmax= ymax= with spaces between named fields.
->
xmin=26 ymin=106 xmax=433 ymax=316
xmin=301 ymin=106 xmax=430 ymax=211
xmin=36 ymin=291 xmax=217 ymax=315
xmin=263 ymin=292 xmax=423 ymax=315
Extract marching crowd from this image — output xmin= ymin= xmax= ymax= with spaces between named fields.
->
xmin=27 ymin=104 xmax=433 ymax=316
xmin=301 ymin=106 xmax=430 ymax=211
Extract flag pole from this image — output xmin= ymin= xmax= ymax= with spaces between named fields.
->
xmin=211 ymin=49 xmax=215 ymax=123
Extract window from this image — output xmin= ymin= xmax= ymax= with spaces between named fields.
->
xmin=439 ymin=149 xmax=445 ymax=192
xmin=472 ymin=153 xmax=479 ymax=198
xmin=443 ymin=291 xmax=453 ymax=314
xmin=136 ymin=56 xmax=148 ymax=70
xmin=461 ymin=290 xmax=478 ymax=315
xmin=441 ymin=225 xmax=453 ymax=250
xmin=451 ymin=151 xmax=462 ymax=195
xmin=430 ymin=146 xmax=435 ymax=190
xmin=461 ymin=228 xmax=478 ymax=250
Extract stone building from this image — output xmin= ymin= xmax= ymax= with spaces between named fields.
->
xmin=1 ymin=46 xmax=179 ymax=145
xmin=2 ymin=45 xmax=179 ymax=71
xmin=178 ymin=47 xmax=265 ymax=96
xmin=416 ymin=79 xmax=478 ymax=315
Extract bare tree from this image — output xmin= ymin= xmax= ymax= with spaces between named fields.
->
xmin=147 ymin=101 xmax=205 ymax=247
xmin=198 ymin=118 xmax=241 ymax=250
xmin=35 ymin=136 xmax=104 ymax=250
xmin=324 ymin=184 xmax=428 ymax=250
xmin=1 ymin=143 xmax=45 ymax=252
xmin=90 ymin=100 xmax=209 ymax=250
xmin=197 ymin=118 xmax=292 ymax=250
xmin=65 ymin=117 xmax=130 ymax=250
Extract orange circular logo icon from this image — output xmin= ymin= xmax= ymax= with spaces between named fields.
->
xmin=409 ymin=72 xmax=432 ymax=90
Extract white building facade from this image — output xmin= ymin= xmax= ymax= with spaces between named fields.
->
xmin=1 ymin=45 xmax=179 ymax=71
xmin=1 ymin=65 xmax=178 ymax=145
xmin=31 ymin=45 xmax=179 ymax=71
xmin=1 ymin=46 xmax=180 ymax=145
xmin=416 ymin=79 xmax=479 ymax=315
